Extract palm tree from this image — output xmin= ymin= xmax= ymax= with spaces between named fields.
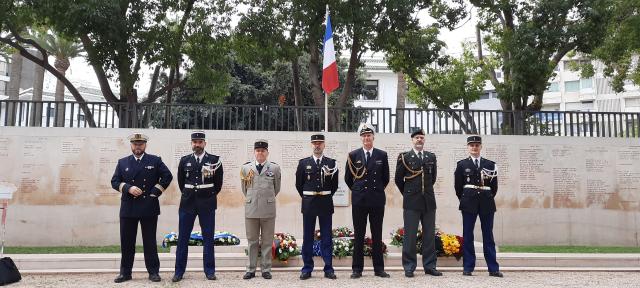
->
xmin=35 ymin=31 xmax=83 ymax=127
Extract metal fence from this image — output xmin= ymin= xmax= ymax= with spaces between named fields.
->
xmin=1 ymin=100 xmax=638 ymax=137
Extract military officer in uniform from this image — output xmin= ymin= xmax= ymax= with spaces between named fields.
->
xmin=296 ymin=134 xmax=339 ymax=280
xmin=110 ymin=133 xmax=173 ymax=283
xmin=394 ymin=129 xmax=442 ymax=277
xmin=454 ymin=135 xmax=502 ymax=277
xmin=240 ymin=140 xmax=282 ymax=280
xmin=172 ymin=131 xmax=224 ymax=282
xmin=345 ymin=123 xmax=391 ymax=279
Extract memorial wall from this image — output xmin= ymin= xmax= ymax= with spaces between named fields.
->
xmin=0 ymin=127 xmax=639 ymax=246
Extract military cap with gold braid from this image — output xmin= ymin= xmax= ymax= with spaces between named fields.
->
xmin=357 ymin=123 xmax=375 ymax=135
xmin=128 ymin=132 xmax=148 ymax=143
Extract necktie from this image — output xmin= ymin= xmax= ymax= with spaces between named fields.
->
xmin=474 ymin=158 xmax=479 ymax=168
xmin=136 ymin=158 xmax=141 ymax=163
xmin=196 ymin=156 xmax=200 ymax=164
xmin=316 ymin=159 xmax=320 ymax=166
xmin=257 ymin=164 xmax=263 ymax=174
xmin=418 ymin=151 xmax=423 ymax=160
xmin=366 ymin=151 xmax=371 ymax=164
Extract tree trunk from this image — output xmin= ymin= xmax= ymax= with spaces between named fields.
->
xmin=53 ymin=77 xmax=66 ymax=127
xmin=462 ymin=100 xmax=478 ymax=134
xmin=141 ymin=65 xmax=161 ymax=128
xmin=308 ymin=40 xmax=325 ymax=131
xmin=291 ymin=57 xmax=303 ymax=131
xmin=54 ymin=57 xmax=71 ymax=127
xmin=7 ymin=51 xmax=22 ymax=126
xmin=395 ymin=72 xmax=407 ymax=133
xmin=30 ymin=50 xmax=45 ymax=127
xmin=308 ymin=40 xmax=324 ymax=106
xmin=331 ymin=34 xmax=361 ymax=132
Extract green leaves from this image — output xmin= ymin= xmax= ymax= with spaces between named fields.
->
xmin=407 ymin=47 xmax=487 ymax=109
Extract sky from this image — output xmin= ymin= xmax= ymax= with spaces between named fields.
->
xmin=54 ymin=6 xmax=478 ymax=98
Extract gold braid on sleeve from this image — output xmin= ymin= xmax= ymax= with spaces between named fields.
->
xmin=347 ymin=155 xmax=366 ymax=180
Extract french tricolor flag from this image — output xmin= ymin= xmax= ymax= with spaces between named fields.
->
xmin=322 ymin=7 xmax=339 ymax=94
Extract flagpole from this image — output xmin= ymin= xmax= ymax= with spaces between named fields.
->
xmin=325 ymin=92 xmax=329 ymax=132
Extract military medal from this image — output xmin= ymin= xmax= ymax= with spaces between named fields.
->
xmin=467 ymin=177 xmax=470 ymax=182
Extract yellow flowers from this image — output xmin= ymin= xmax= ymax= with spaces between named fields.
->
xmin=439 ymin=233 xmax=461 ymax=256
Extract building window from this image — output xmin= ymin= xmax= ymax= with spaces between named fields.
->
xmin=359 ymin=80 xmax=379 ymax=100
xmin=580 ymin=78 xmax=593 ymax=89
xmin=480 ymin=92 xmax=490 ymax=100
xmin=564 ymin=80 xmax=580 ymax=92
xmin=495 ymin=71 xmax=502 ymax=78
xmin=546 ymin=82 xmax=559 ymax=92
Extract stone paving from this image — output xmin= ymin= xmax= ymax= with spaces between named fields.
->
xmin=11 ymin=271 xmax=640 ymax=288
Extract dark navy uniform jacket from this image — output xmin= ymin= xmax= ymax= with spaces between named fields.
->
xmin=454 ymin=157 xmax=498 ymax=214
xmin=295 ymin=156 xmax=339 ymax=216
xmin=177 ymin=152 xmax=224 ymax=213
xmin=344 ymin=148 xmax=390 ymax=207
xmin=111 ymin=154 xmax=173 ymax=218
xmin=394 ymin=150 xmax=437 ymax=211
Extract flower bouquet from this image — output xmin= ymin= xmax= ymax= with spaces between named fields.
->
xmin=162 ymin=232 xmax=178 ymax=248
xmin=214 ymin=230 xmax=241 ymax=246
xmin=315 ymin=226 xmax=354 ymax=240
xmin=435 ymin=231 xmax=463 ymax=260
xmin=273 ymin=232 xmax=301 ymax=262
xmin=389 ymin=227 xmax=405 ymax=246
xmin=312 ymin=237 xmax=354 ymax=258
xmin=363 ymin=236 xmax=388 ymax=257
xmin=161 ymin=230 xmax=241 ymax=248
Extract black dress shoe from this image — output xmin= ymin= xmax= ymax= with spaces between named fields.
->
xmin=207 ymin=274 xmax=217 ymax=280
xmin=404 ymin=271 xmax=414 ymax=278
xmin=262 ymin=272 xmax=272 ymax=279
xmin=350 ymin=271 xmax=362 ymax=279
xmin=374 ymin=271 xmax=391 ymax=278
xmin=114 ymin=274 xmax=132 ymax=283
xmin=300 ymin=272 xmax=311 ymax=280
xmin=171 ymin=275 xmax=183 ymax=282
xmin=324 ymin=272 xmax=337 ymax=279
xmin=425 ymin=268 xmax=443 ymax=276
xmin=243 ymin=272 xmax=255 ymax=280
xmin=489 ymin=271 xmax=504 ymax=278
xmin=148 ymin=273 xmax=161 ymax=282
xmin=462 ymin=271 xmax=473 ymax=276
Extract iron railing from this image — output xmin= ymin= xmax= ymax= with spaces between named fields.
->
xmin=0 ymin=100 xmax=638 ymax=137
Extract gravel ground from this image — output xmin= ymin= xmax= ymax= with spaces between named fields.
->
xmin=11 ymin=271 xmax=640 ymax=288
